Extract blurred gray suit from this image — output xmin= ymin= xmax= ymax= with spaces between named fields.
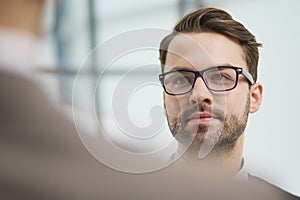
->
xmin=0 ymin=71 xmax=111 ymax=199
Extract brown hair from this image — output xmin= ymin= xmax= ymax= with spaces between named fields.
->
xmin=159 ymin=7 xmax=262 ymax=82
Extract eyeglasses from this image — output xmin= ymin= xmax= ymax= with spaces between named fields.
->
xmin=159 ymin=66 xmax=254 ymax=95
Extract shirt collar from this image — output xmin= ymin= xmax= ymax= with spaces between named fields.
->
xmin=169 ymin=152 xmax=248 ymax=181
xmin=234 ymin=158 xmax=248 ymax=181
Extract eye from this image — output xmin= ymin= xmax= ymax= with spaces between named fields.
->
xmin=212 ymin=73 xmax=229 ymax=80
xmin=164 ymin=71 xmax=195 ymax=89
xmin=173 ymin=76 xmax=188 ymax=85
xmin=209 ymin=73 xmax=232 ymax=84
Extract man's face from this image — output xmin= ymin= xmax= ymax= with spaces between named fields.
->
xmin=163 ymin=32 xmax=254 ymax=157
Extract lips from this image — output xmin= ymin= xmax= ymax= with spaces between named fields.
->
xmin=187 ymin=112 xmax=216 ymax=123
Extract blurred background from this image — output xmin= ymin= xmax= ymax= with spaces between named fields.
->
xmin=36 ymin=0 xmax=300 ymax=195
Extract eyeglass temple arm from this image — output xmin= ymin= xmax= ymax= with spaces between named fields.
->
xmin=241 ymin=69 xmax=255 ymax=84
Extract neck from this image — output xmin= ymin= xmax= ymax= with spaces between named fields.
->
xmin=176 ymin=134 xmax=245 ymax=178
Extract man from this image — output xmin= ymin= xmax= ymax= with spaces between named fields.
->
xmin=159 ymin=7 xmax=299 ymax=199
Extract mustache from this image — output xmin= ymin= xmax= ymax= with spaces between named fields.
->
xmin=181 ymin=104 xmax=225 ymax=123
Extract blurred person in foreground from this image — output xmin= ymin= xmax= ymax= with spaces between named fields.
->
xmin=0 ymin=0 xmax=110 ymax=199
xmin=159 ymin=7 xmax=299 ymax=199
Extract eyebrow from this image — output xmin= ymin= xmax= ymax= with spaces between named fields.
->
xmin=166 ymin=63 xmax=235 ymax=72
xmin=171 ymin=66 xmax=191 ymax=71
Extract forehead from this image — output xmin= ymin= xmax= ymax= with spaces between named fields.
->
xmin=164 ymin=32 xmax=246 ymax=72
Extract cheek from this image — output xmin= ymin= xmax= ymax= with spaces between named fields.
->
xmin=224 ymin=89 xmax=249 ymax=116
xmin=165 ymin=95 xmax=189 ymax=116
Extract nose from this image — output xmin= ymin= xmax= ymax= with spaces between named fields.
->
xmin=189 ymin=77 xmax=212 ymax=106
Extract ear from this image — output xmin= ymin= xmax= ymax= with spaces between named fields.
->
xmin=249 ymin=83 xmax=263 ymax=113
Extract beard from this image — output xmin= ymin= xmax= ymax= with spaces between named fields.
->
xmin=167 ymin=96 xmax=250 ymax=157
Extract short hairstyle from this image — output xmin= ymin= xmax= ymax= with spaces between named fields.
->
xmin=159 ymin=7 xmax=262 ymax=82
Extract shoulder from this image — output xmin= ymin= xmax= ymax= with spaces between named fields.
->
xmin=248 ymin=174 xmax=300 ymax=200
xmin=0 ymin=71 xmax=84 ymax=156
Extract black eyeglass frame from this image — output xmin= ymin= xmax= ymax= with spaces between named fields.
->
xmin=159 ymin=66 xmax=255 ymax=96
